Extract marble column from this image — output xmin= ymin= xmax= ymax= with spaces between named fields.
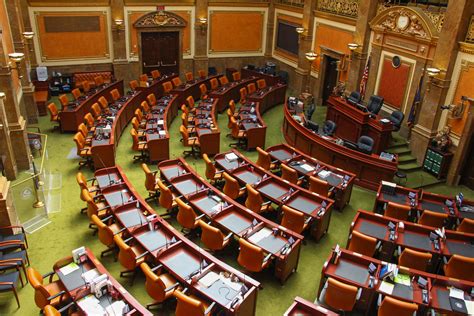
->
xmin=0 ymin=177 xmax=19 ymax=229
xmin=264 ymin=1 xmax=275 ymax=59
xmin=110 ymin=0 xmax=132 ymax=86
xmin=193 ymin=0 xmax=209 ymax=74
xmin=0 ymin=95 xmax=17 ymax=179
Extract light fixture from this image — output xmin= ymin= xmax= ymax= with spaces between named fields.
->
xmin=8 ymin=53 xmax=24 ymax=79
xmin=114 ymin=18 xmax=124 ymax=32
xmin=426 ymin=67 xmax=440 ymax=77
xmin=305 ymin=52 xmax=318 ymax=61
xmin=198 ymin=17 xmax=208 ymax=33
xmin=22 ymin=31 xmax=34 ymax=40
xmin=0 ymin=92 xmax=5 ymax=100
xmin=348 ymin=43 xmax=359 ymax=51
xmin=426 ymin=67 xmax=442 ymax=92
xmin=296 ymin=27 xmax=305 ymax=34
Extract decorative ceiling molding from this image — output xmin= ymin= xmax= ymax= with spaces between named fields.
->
xmin=377 ymin=4 xmax=444 ymax=33
xmin=133 ymin=10 xmax=187 ymax=28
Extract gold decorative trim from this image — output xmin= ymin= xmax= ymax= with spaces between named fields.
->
xmin=316 ymin=0 xmax=358 ymax=19
xmin=459 ymin=42 xmax=474 ymax=55
xmin=133 ymin=10 xmax=187 ymax=28
xmin=466 ymin=15 xmax=474 ymax=43
xmin=377 ymin=4 xmax=444 ymax=33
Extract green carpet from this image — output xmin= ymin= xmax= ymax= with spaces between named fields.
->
xmin=2 ymin=97 xmax=473 ymax=316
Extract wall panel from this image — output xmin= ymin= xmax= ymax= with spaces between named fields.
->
xmin=448 ymin=61 xmax=474 ymax=136
xmin=377 ymin=58 xmax=411 ymax=110
xmin=0 ymin=1 xmax=20 ymax=92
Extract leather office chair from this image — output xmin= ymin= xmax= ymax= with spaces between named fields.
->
xmin=347 ymin=230 xmax=378 ymax=257
xmin=186 ymin=96 xmax=196 ymax=113
xmin=179 ymin=125 xmax=200 ymax=158
xmin=157 ymin=179 xmax=177 ymax=217
xmin=226 ymin=109 xmax=234 ymax=134
xmin=131 ymin=117 xmax=146 ymax=138
xmin=82 ymin=80 xmax=91 ymax=93
xmin=58 ymin=94 xmax=69 ymax=109
xmin=457 ymin=218 xmax=474 ymax=234
xmin=319 ymin=277 xmax=359 ymax=313
xmin=210 ymin=78 xmax=219 ymax=90
xmin=176 ymin=197 xmax=204 ymax=233
xmin=129 ymin=80 xmax=139 ymax=91
xmin=71 ymin=88 xmax=82 ymax=100
xmin=94 ymin=76 xmax=104 ymax=87
xmin=90 ymin=103 xmax=102 ymax=120
xmin=162 ymin=81 xmax=173 ymax=94
xmin=140 ymin=262 xmax=179 ymax=309
xmin=172 ymin=77 xmax=182 ymax=87
xmin=174 ymin=289 xmax=212 ymax=316
xmin=181 ymin=104 xmax=195 ymax=123
xmin=281 ymin=164 xmax=304 ymax=186
xmin=219 ymin=76 xmax=229 ymax=86
xmin=151 ymin=69 xmax=161 ymax=79
xmin=76 ymin=171 xmax=97 ymax=213
xmin=418 ymin=210 xmax=447 ymax=228
xmin=83 ymin=189 xmax=109 ymax=231
xmin=223 ymin=172 xmax=246 ymax=200
xmin=389 ymin=111 xmax=405 ymax=131
xmin=139 ymin=74 xmax=148 ymax=82
xmin=232 ymin=72 xmax=241 ymax=81
xmin=27 ymin=267 xmax=69 ymax=309
xmin=357 ymin=136 xmax=374 ymax=154
xmin=110 ymin=88 xmax=121 ymax=102
xmin=47 ymin=103 xmax=61 ymax=131
xmin=98 ymin=96 xmax=108 ymax=110
xmin=83 ymin=113 xmax=96 ymax=131
xmin=181 ymin=113 xmax=196 ymax=136
xmin=130 ymin=128 xmax=148 ymax=162
xmin=245 ymin=183 xmax=273 ymax=214
xmin=305 ymin=102 xmax=316 ymax=121
xmin=228 ymin=100 xmax=236 ymax=115
xmin=113 ymin=235 xmax=145 ymax=284
xmin=134 ymin=106 xmax=145 ymax=124
xmin=199 ymin=84 xmax=208 ymax=99
xmin=91 ymin=214 xmax=121 ymax=258
xmin=229 ymin=117 xmax=247 ymax=148
xmin=348 ymin=91 xmax=361 ymax=104
xmin=185 ymin=72 xmax=194 ymax=82
xmin=43 ymin=304 xmax=79 ymax=316
xmin=378 ymin=296 xmax=418 ymax=316
xmin=308 ymin=176 xmax=333 ymax=198
xmin=256 ymin=147 xmax=278 ymax=171
xmin=141 ymin=163 xmax=159 ymax=201
xmin=443 ymin=254 xmax=474 ymax=282
xmin=198 ymin=220 xmax=232 ymax=251
xmin=239 ymin=87 xmax=247 ymax=103
xmin=247 ymin=83 xmax=256 ymax=95
xmin=257 ymin=79 xmax=266 ymax=90
xmin=281 ymin=205 xmax=310 ymax=234
xmin=73 ymin=132 xmax=92 ymax=169
xmin=141 ymin=101 xmax=150 ymax=115
xmin=203 ymin=153 xmax=224 ymax=184
xmin=322 ymin=120 xmax=336 ymax=136
xmin=384 ymin=202 xmax=411 ymax=221
xmin=237 ymin=238 xmax=271 ymax=272
xmin=398 ymin=248 xmax=432 ymax=272
xmin=147 ymin=93 xmax=157 ymax=107
xmin=198 ymin=69 xmax=206 ymax=79
xmin=367 ymin=95 xmax=384 ymax=115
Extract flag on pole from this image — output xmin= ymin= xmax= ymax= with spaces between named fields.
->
xmin=407 ymin=74 xmax=424 ymax=128
xmin=359 ymin=56 xmax=371 ymax=99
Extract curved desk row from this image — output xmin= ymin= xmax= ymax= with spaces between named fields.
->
xmin=171 ymin=74 xmax=220 ymax=106
xmin=94 ymin=166 xmax=260 ymax=315
xmin=54 ymin=248 xmax=151 ymax=315
xmin=319 ymin=248 xmax=474 ymax=315
xmin=283 ymin=101 xmax=398 ymax=191
xmin=210 ymin=77 xmax=258 ymax=113
xmin=60 ymin=80 xmax=124 ymax=132
xmin=214 ymin=149 xmax=334 ymax=241
xmin=158 ymin=158 xmax=303 ymax=283
xmin=265 ymin=143 xmax=356 ymax=210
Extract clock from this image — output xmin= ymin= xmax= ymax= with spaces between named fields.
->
xmin=392 ymin=56 xmax=401 ymax=68
xmin=397 ymin=15 xmax=410 ymax=31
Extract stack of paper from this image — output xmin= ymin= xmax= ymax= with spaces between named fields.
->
xmin=300 ymin=164 xmax=315 ymax=172
xmin=78 ymin=295 xmax=105 ymax=315
xmin=394 ymin=274 xmax=411 ymax=286
xmin=105 ymin=301 xmax=127 ymax=315
xmin=82 ymin=268 xmax=100 ymax=284
xmin=379 ymin=281 xmax=394 ymax=295
xmin=249 ymin=227 xmax=272 ymax=244
xmin=318 ymin=170 xmax=331 ymax=179
xmin=198 ymin=271 xmax=220 ymax=288
xmin=59 ymin=262 xmax=79 ymax=276
xmin=225 ymin=153 xmax=239 ymax=161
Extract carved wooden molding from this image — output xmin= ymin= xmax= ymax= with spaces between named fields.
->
xmin=466 ymin=15 xmax=474 ymax=44
xmin=133 ymin=10 xmax=187 ymax=28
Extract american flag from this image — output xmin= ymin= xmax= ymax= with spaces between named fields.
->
xmin=359 ymin=56 xmax=371 ymax=99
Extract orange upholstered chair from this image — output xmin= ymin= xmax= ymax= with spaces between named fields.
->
xmin=91 ymin=214 xmax=122 ymax=258
xmin=198 ymin=69 xmax=206 ymax=78
xmin=73 ymin=133 xmax=92 ymax=169
xmin=398 ymin=248 xmax=432 ymax=272
xmin=222 ymin=172 xmax=245 ymax=200
xmin=308 ymin=176 xmax=333 ymax=198
xmin=219 ymin=76 xmax=229 ymax=86
xmin=141 ymin=163 xmax=159 ymax=200
xmin=71 ymin=88 xmax=81 ymax=100
xmin=139 ymin=74 xmax=148 ymax=82
xmin=174 ymin=290 xmax=212 ymax=316
xmin=131 ymin=117 xmax=145 ymax=138
xmin=257 ymin=79 xmax=266 ymax=90
xmin=157 ymin=179 xmax=177 ymax=215
xmin=83 ymin=189 xmax=109 ymax=230
xmin=98 ymin=96 xmax=108 ymax=110
xmin=228 ymin=100 xmax=236 ymax=115
xmin=229 ymin=117 xmax=247 ymax=148
xmin=384 ymin=202 xmax=411 ymax=221
xmin=347 ymin=230 xmax=378 ymax=257
xmin=281 ymin=205 xmax=310 ymax=234
xmin=232 ymin=72 xmax=241 ymax=81
xmin=134 ymin=108 xmax=146 ymax=127
xmin=210 ymin=78 xmax=219 ymax=90
xmin=77 ymin=123 xmax=92 ymax=145
xmin=418 ymin=210 xmax=448 ymax=228
xmin=113 ymin=234 xmax=145 ymax=283
xmin=378 ymin=296 xmax=418 ymax=316
xmin=27 ymin=267 xmax=69 ymax=309
xmin=47 ymin=103 xmax=61 ymax=131
xmin=140 ymin=101 xmax=150 ymax=115
xmin=110 ymin=88 xmax=121 ymax=102
xmin=245 ymin=184 xmax=272 ymax=214
xmin=94 ymin=76 xmax=104 ymax=87
xmin=58 ymin=94 xmax=69 ymax=108
xmin=247 ymin=83 xmax=256 ymax=95
xmin=151 ymin=70 xmax=161 ymax=79
xmin=176 ymin=197 xmax=204 ymax=232
xmin=83 ymin=113 xmax=95 ymax=131
xmin=163 ymin=81 xmax=173 ymax=93
xmin=186 ymin=96 xmax=196 ymax=112
xmin=130 ymin=128 xmax=148 ymax=162
xmin=181 ymin=113 xmax=196 ymax=135
xmin=129 ymin=80 xmax=139 ymax=91
xmin=443 ymin=254 xmax=474 ymax=282
xmin=43 ymin=305 xmax=79 ymax=316
xmin=256 ymin=147 xmax=277 ymax=171
xmin=199 ymin=84 xmax=208 ymax=99
xmin=82 ymin=80 xmax=91 ymax=93
xmin=457 ymin=218 xmax=474 ymax=234
xmin=237 ymin=238 xmax=271 ymax=272
xmin=203 ymin=154 xmax=224 ymax=184
xmin=239 ymin=87 xmax=247 ymax=103
xmin=185 ymin=72 xmax=193 ymax=82
xmin=147 ymin=93 xmax=157 ymax=107
xmin=281 ymin=164 xmax=304 ymax=186
xmin=320 ymin=277 xmax=359 ymax=313
xmin=76 ymin=172 xmax=97 ymax=213
xmin=198 ymin=220 xmax=232 ymax=251
xmin=179 ymin=125 xmax=200 ymax=158
xmin=90 ymin=103 xmax=102 ymax=120
xmin=172 ymin=77 xmax=182 ymax=87
xmin=140 ymin=262 xmax=179 ymax=309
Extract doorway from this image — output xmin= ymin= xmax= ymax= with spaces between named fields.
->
xmin=460 ymin=135 xmax=474 ymax=189
xmin=141 ymin=31 xmax=179 ymax=75
xmin=321 ymin=55 xmax=339 ymax=105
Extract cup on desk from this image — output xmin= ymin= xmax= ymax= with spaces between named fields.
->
xmin=398 ymin=222 xmax=404 ymax=233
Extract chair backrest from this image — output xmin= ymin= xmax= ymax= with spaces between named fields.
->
xmin=325 ymin=277 xmax=359 ymax=312
xmin=226 ymin=109 xmax=234 ymax=129
xmin=71 ymin=88 xmax=81 ymax=100
xmin=114 ymin=235 xmax=138 ymax=271
xmin=175 ymin=290 xmax=206 ymax=316
xmin=91 ymin=214 xmax=115 ymax=248
xmin=199 ymin=220 xmax=225 ymax=251
xmin=256 ymin=79 xmax=266 ymax=90
xmin=239 ymin=87 xmax=247 ymax=102
xmin=47 ymin=103 xmax=58 ymax=120
xmin=203 ymin=154 xmax=216 ymax=180
xmin=232 ymin=72 xmax=241 ymax=81
xmin=198 ymin=69 xmax=206 ymax=78
xmin=308 ymin=176 xmax=330 ymax=197
xmin=158 ymin=179 xmax=174 ymax=209
xmin=131 ymin=117 xmax=140 ymax=131
xmin=256 ymin=147 xmax=271 ymax=170
xmin=176 ymin=197 xmax=198 ymax=230
xmin=163 ymin=81 xmax=173 ymax=93
xmin=141 ymin=163 xmax=156 ymax=192
xmin=43 ymin=305 xmax=61 ymax=316
xmin=219 ymin=76 xmax=229 ymax=86
xmin=135 ymin=108 xmax=143 ymax=122
xmin=140 ymin=262 xmax=168 ymax=303
xmin=223 ymin=172 xmax=241 ymax=200
xmin=228 ymin=100 xmax=236 ymax=114
xmin=141 ymin=101 xmax=150 ymax=114
xmin=172 ymin=77 xmax=182 ymax=87
xmin=247 ymin=83 xmax=256 ymax=95
xmin=110 ymin=88 xmax=120 ymax=101
xmin=323 ymin=120 xmax=336 ymax=136
xmin=91 ymin=103 xmax=101 ymax=118
xmin=74 ymin=133 xmax=85 ymax=155
xmin=281 ymin=164 xmax=299 ymax=185
xmin=98 ymin=96 xmax=108 ymax=110
xmin=245 ymin=184 xmax=264 ymax=213
xmin=27 ymin=267 xmax=53 ymax=308
xmin=129 ymin=80 xmax=139 ymax=91
xmin=237 ymin=238 xmax=265 ymax=272
xmin=83 ymin=189 xmax=101 ymax=219
xmin=181 ymin=113 xmax=189 ymax=127
xmin=181 ymin=104 xmax=189 ymax=116
xmin=384 ymin=202 xmax=411 ymax=221
xmin=186 ymin=96 xmax=195 ymax=110
xmin=78 ymin=123 xmax=89 ymax=139
xmin=389 ymin=111 xmax=404 ymax=130
xmin=147 ymin=93 xmax=157 ymax=107
xmin=179 ymin=125 xmax=191 ymax=146
xmin=151 ymin=70 xmax=161 ymax=79
xmin=94 ymin=76 xmax=104 ymax=86
xmin=457 ymin=218 xmax=474 ymax=234
xmin=281 ymin=205 xmax=305 ymax=234
xmin=378 ymin=296 xmax=418 ymax=316
xmin=444 ymin=255 xmax=474 ymax=282
xmin=230 ymin=117 xmax=241 ymax=138
xmin=130 ymin=128 xmax=140 ymax=151
xmin=399 ymin=248 xmax=432 ymax=272
xmin=418 ymin=209 xmax=447 ymax=228
xmin=367 ymin=95 xmax=384 ymax=115
xmin=348 ymin=91 xmax=361 ymax=104
xmin=84 ymin=113 xmax=94 ymax=128
xmin=185 ymin=72 xmax=193 ymax=82
xmin=210 ymin=78 xmax=218 ymax=90
xmin=59 ymin=94 xmax=69 ymax=107
xmin=306 ymin=103 xmax=315 ymax=121
xmin=139 ymin=74 xmax=148 ymax=82
xmin=76 ymin=171 xmax=88 ymax=190
xmin=357 ymin=136 xmax=374 ymax=154
xmin=347 ymin=230 xmax=377 ymax=257
xmin=82 ymin=80 xmax=91 ymax=93
xmin=199 ymin=84 xmax=207 ymax=98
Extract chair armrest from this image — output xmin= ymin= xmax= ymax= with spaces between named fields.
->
xmin=215 ymin=170 xmax=225 ymax=174
xmin=124 ymin=237 xmax=134 ymax=244
xmin=135 ymin=250 xmax=150 ymax=260
xmin=182 ymin=288 xmax=188 ymax=294
xmin=101 ymin=215 xmax=114 ymax=223
xmin=97 ymin=206 xmax=111 ymax=212
xmin=356 ymin=288 xmax=362 ymax=300
xmin=165 ymin=282 xmax=180 ymax=292
xmin=42 ymin=271 xmax=55 ymax=279
xmin=443 ymin=256 xmax=448 ymax=264
xmin=263 ymin=253 xmax=272 ymax=264
xmin=196 ymin=213 xmax=207 ymax=221
xmin=47 ymin=290 xmax=66 ymax=302
xmin=92 ymin=194 xmax=104 ymax=201
xmin=261 ymin=201 xmax=272 ymax=206
xmin=239 ymin=186 xmax=246 ymax=192
xmin=298 ymin=175 xmax=305 ymax=181
xmin=204 ymin=302 xmax=216 ymax=315
xmin=377 ymin=294 xmax=383 ymax=307
xmin=397 ymin=246 xmax=402 ymax=257
xmin=271 ymin=159 xmax=279 ymax=164
xmin=58 ymin=301 xmax=76 ymax=313
xmin=138 ymin=141 xmax=147 ymax=145
xmin=304 ymin=217 xmax=312 ymax=225
xmin=151 ymin=264 xmax=163 ymax=272
xmin=224 ymin=232 xmax=233 ymax=242
xmin=376 ymin=241 xmax=382 ymax=250
xmin=114 ymin=227 xmax=127 ymax=235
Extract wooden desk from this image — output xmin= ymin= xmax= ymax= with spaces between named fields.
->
xmin=374 ymin=182 xmax=419 ymax=215
xmin=418 ymin=191 xmax=459 ymax=228
xmin=241 ymin=67 xmax=283 ymax=86
xmin=95 ymin=166 xmax=260 ymax=315
xmin=283 ymin=101 xmax=398 ymax=191
xmin=193 ymin=97 xmax=220 ymax=156
xmin=209 ymin=77 xmax=257 ymax=113
xmin=459 ymin=198 xmax=474 ymax=220
xmin=326 ymin=96 xmax=393 ymax=154
xmin=59 ymin=81 xmax=124 ymax=132
xmin=158 ymin=158 xmax=303 ymax=283
xmin=246 ymin=83 xmax=287 ymax=114
xmin=284 ymin=297 xmax=338 ymax=316
xmin=171 ymin=74 xmax=220 ymax=105
xmin=266 ymin=143 xmax=356 ymax=210
xmin=55 ymin=248 xmax=150 ymax=315
xmin=214 ymin=149 xmax=334 ymax=241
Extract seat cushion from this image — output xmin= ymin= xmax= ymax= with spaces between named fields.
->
xmin=0 ymin=234 xmax=25 ymax=243
xmin=0 ymin=271 xmax=19 ymax=291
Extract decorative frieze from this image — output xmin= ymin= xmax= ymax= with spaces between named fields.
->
xmin=466 ymin=15 xmax=474 ymax=44
xmin=316 ymin=0 xmax=359 ymax=19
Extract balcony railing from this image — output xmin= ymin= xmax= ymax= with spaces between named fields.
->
xmin=316 ymin=0 xmax=359 ymax=19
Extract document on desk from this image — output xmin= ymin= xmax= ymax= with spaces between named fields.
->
xmin=82 ymin=268 xmax=100 ymax=284
xmin=466 ymin=300 xmax=474 ymax=315
xmin=394 ymin=274 xmax=411 ymax=286
xmin=77 ymin=295 xmax=104 ymax=314
xmin=449 ymin=287 xmax=465 ymax=299
xmin=59 ymin=262 xmax=79 ymax=276
xmin=300 ymin=163 xmax=315 ymax=172
xmin=105 ymin=300 xmax=126 ymax=315
xmin=199 ymin=271 xmax=220 ymax=288
xmin=249 ymin=227 xmax=272 ymax=244
xmin=157 ymin=119 xmax=164 ymax=125
xmin=318 ymin=170 xmax=331 ymax=179
xmin=158 ymin=130 xmax=166 ymax=136
xmin=225 ymin=152 xmax=239 ymax=162
xmin=379 ymin=281 xmax=394 ymax=295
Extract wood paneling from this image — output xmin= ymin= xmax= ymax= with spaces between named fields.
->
xmin=0 ymin=1 xmax=20 ymax=92
xmin=377 ymin=58 xmax=411 ymax=110
xmin=28 ymin=0 xmax=110 ymax=6
xmin=35 ymin=12 xmax=109 ymax=60
xmin=209 ymin=11 xmax=263 ymax=52
xmin=448 ymin=62 xmax=474 ymax=136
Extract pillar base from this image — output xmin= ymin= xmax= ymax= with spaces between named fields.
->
xmin=409 ymin=124 xmax=437 ymax=163
xmin=8 ymin=117 xmax=32 ymax=170
xmin=22 ymin=84 xmax=39 ymax=124
xmin=293 ymin=67 xmax=310 ymax=95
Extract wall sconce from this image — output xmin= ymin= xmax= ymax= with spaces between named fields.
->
xmin=348 ymin=43 xmax=360 ymax=51
xmin=0 ymin=92 xmax=5 ymax=100
xmin=426 ymin=67 xmax=441 ymax=91
xmin=296 ymin=27 xmax=305 ymax=35
xmin=22 ymin=31 xmax=34 ymax=40
xmin=305 ymin=51 xmax=318 ymax=62
xmin=198 ymin=17 xmax=208 ymax=33
xmin=8 ymin=53 xmax=25 ymax=79
xmin=114 ymin=19 xmax=124 ymax=32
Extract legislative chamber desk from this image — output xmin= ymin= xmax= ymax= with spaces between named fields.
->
xmin=210 ymin=77 xmax=257 ymax=113
xmin=319 ymin=248 xmax=474 ymax=315
xmin=214 ymin=150 xmax=334 ymax=241
xmin=59 ymin=80 xmax=124 ymax=132
xmin=284 ymin=297 xmax=337 ymax=316
xmin=246 ymin=83 xmax=287 ymax=114
xmin=171 ymin=74 xmax=220 ymax=105
xmin=326 ymin=96 xmax=393 ymax=154
xmin=158 ymin=158 xmax=303 ymax=283
xmin=55 ymin=248 xmax=150 ymax=315
xmin=191 ymin=97 xmax=221 ymax=155
xmin=266 ymin=143 xmax=356 ymax=210
xmin=283 ymin=101 xmax=398 ymax=191
xmin=94 ymin=166 xmax=260 ymax=315
xmin=241 ymin=67 xmax=283 ymax=86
